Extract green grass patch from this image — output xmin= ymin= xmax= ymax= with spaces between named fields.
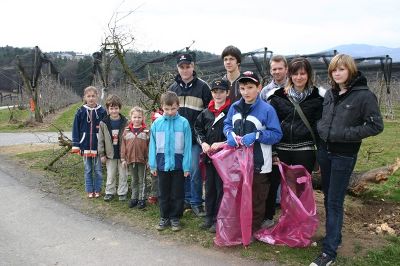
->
xmin=0 ymin=107 xmax=30 ymax=131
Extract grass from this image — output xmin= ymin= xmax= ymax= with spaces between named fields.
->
xmin=0 ymin=107 xmax=30 ymax=131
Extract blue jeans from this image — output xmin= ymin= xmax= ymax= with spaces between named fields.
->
xmin=184 ymin=144 xmax=203 ymax=207
xmin=318 ymin=146 xmax=357 ymax=259
xmin=83 ymin=156 xmax=103 ymax=193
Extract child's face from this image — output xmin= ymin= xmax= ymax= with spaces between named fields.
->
xmin=108 ymin=105 xmax=120 ymax=119
xmin=131 ymin=111 xmax=143 ymax=127
xmin=223 ymin=55 xmax=239 ymax=73
xmin=239 ymin=82 xmax=261 ymax=104
xmin=211 ymin=89 xmax=229 ymax=106
xmin=84 ymin=90 xmax=98 ymax=107
xmin=162 ymin=103 xmax=179 ymax=117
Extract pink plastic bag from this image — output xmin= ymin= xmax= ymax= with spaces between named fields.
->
xmin=254 ymin=162 xmax=319 ymax=247
xmin=209 ymin=144 xmax=253 ymax=246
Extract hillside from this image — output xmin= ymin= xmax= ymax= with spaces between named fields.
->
xmin=325 ymin=44 xmax=400 ymax=61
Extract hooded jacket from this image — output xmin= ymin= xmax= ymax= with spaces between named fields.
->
xmin=317 ymin=71 xmax=384 ymax=154
xmin=72 ymin=104 xmax=107 ymax=156
xmin=169 ymin=71 xmax=212 ymax=143
xmin=98 ymin=114 xmax=128 ymax=159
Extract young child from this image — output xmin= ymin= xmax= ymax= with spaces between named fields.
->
xmin=149 ymin=91 xmax=192 ymax=232
xmin=71 ymin=86 xmax=107 ymax=198
xmin=98 ymin=94 xmax=128 ymax=202
xmin=223 ymin=71 xmax=282 ymax=233
xmin=121 ymin=106 xmax=150 ymax=209
xmin=194 ymin=79 xmax=231 ymax=233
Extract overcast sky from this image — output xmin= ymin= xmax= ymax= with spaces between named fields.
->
xmin=1 ymin=0 xmax=399 ymax=55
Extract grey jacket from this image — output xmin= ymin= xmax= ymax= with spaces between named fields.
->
xmin=317 ymin=72 xmax=383 ymax=143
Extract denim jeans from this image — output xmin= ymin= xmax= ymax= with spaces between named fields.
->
xmin=83 ymin=156 xmax=103 ymax=193
xmin=318 ymin=146 xmax=357 ymax=259
xmin=184 ymin=144 xmax=203 ymax=207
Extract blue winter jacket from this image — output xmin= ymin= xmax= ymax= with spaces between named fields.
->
xmin=149 ymin=113 xmax=192 ymax=173
xmin=71 ymin=104 xmax=107 ymax=156
xmin=223 ymin=96 xmax=282 ymax=173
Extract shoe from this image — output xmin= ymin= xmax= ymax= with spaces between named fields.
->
xmin=199 ymin=221 xmax=212 ymax=230
xmin=192 ymin=206 xmax=206 ymax=217
xmin=148 ymin=196 xmax=158 ymax=204
xmin=137 ymin=200 xmax=146 ymax=209
xmin=87 ymin=192 xmax=94 ymax=198
xmin=261 ymin=219 xmax=275 ymax=228
xmin=103 ymin=194 xmax=114 ymax=202
xmin=156 ymin=218 xmax=170 ymax=231
xmin=119 ymin=195 xmax=127 ymax=201
xmin=171 ymin=219 xmax=181 ymax=232
xmin=209 ymin=223 xmax=216 ymax=233
xmin=184 ymin=202 xmax=191 ymax=210
xmin=94 ymin=192 xmax=101 ymax=198
xmin=310 ymin=253 xmax=335 ymax=266
xmin=129 ymin=199 xmax=138 ymax=208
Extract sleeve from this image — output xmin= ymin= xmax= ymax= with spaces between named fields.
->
xmin=194 ymin=111 xmax=207 ymax=146
xmin=120 ymin=130 xmax=126 ymax=162
xmin=148 ymin=125 xmax=157 ymax=171
xmin=97 ymin=122 xmax=106 ymax=157
xmin=203 ymin=83 xmax=212 ymax=107
xmin=258 ymin=106 xmax=283 ymax=145
xmin=71 ymin=109 xmax=81 ymax=152
xmin=182 ymin=120 xmax=192 ymax=173
xmin=223 ymin=105 xmax=235 ymax=137
xmin=344 ymin=92 xmax=384 ymax=140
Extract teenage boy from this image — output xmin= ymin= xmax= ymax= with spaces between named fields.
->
xmin=194 ymin=79 xmax=231 ymax=233
xmin=259 ymin=55 xmax=288 ymax=228
xmin=260 ymin=55 xmax=288 ymax=101
xmin=169 ymin=53 xmax=212 ymax=217
xmin=223 ymin=71 xmax=282 ymax=233
xmin=149 ymin=91 xmax=192 ymax=232
xmin=221 ymin=45 xmax=242 ymax=103
xmin=98 ymin=94 xmax=128 ymax=201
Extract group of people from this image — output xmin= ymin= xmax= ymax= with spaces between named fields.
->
xmin=71 ymin=45 xmax=384 ymax=266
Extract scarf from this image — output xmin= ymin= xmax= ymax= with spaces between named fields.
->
xmin=288 ymin=86 xmax=312 ymax=103
xmin=208 ymin=98 xmax=231 ymax=117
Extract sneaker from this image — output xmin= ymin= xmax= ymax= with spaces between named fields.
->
xmin=192 ymin=206 xmax=206 ymax=217
xmin=310 ymin=253 xmax=335 ymax=266
xmin=209 ymin=223 xmax=216 ymax=233
xmin=156 ymin=218 xmax=170 ymax=231
xmin=171 ymin=219 xmax=181 ymax=232
xmin=148 ymin=196 xmax=158 ymax=204
xmin=94 ymin=192 xmax=101 ymax=198
xmin=87 ymin=192 xmax=94 ymax=198
xmin=128 ymin=199 xmax=138 ymax=208
xmin=261 ymin=219 xmax=275 ymax=228
xmin=103 ymin=194 xmax=114 ymax=202
xmin=137 ymin=200 xmax=146 ymax=209
xmin=199 ymin=220 xmax=212 ymax=230
xmin=119 ymin=195 xmax=127 ymax=201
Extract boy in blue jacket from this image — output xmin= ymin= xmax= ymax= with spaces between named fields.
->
xmin=72 ymin=86 xmax=107 ymax=198
xmin=223 ymin=71 xmax=282 ymax=233
xmin=149 ymin=91 xmax=192 ymax=232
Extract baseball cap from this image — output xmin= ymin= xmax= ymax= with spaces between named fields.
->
xmin=177 ymin=53 xmax=193 ymax=66
xmin=237 ymin=71 xmax=260 ymax=84
xmin=210 ymin=79 xmax=229 ymax=91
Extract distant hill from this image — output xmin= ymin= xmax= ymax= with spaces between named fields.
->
xmin=324 ymin=44 xmax=400 ymax=62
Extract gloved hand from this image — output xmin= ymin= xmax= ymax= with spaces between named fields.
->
xmin=226 ymin=131 xmax=239 ymax=147
xmin=241 ymin=132 xmax=258 ymax=147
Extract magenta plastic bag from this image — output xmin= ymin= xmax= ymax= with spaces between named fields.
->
xmin=209 ymin=144 xmax=253 ymax=246
xmin=254 ymin=162 xmax=318 ymax=247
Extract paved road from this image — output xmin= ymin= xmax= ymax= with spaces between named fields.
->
xmin=0 ymin=132 xmax=71 ymax=146
xmin=0 ymin=134 xmax=271 ymax=266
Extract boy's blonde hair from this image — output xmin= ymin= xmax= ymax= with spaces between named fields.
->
xmin=83 ymin=86 xmax=98 ymax=96
xmin=129 ymin=106 xmax=145 ymax=117
xmin=160 ymin=91 xmax=180 ymax=106
xmin=328 ymin=54 xmax=358 ymax=89
xmin=105 ymin=94 xmax=122 ymax=109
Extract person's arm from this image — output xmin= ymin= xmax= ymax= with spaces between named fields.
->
xmin=223 ymin=105 xmax=239 ymax=147
xmin=71 ymin=109 xmax=81 ymax=154
xmin=148 ymin=125 xmax=157 ymax=175
xmin=194 ymin=111 xmax=209 ymax=151
xmin=258 ymin=106 xmax=283 ymax=145
xmin=182 ymin=120 xmax=192 ymax=175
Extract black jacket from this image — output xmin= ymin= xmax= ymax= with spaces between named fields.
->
xmin=169 ymin=71 xmax=212 ymax=144
xmin=317 ymin=72 xmax=383 ymax=153
xmin=269 ymin=86 xmax=324 ymax=147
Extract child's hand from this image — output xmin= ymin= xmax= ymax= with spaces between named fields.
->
xmin=210 ymin=142 xmax=224 ymax=152
xmin=70 ymin=147 xmax=80 ymax=154
xmin=272 ymin=156 xmax=280 ymax=165
xmin=101 ymin=156 xmax=107 ymax=164
xmin=151 ymin=169 xmax=157 ymax=176
xmin=241 ymin=132 xmax=258 ymax=147
xmin=184 ymin=171 xmax=190 ymax=177
xmin=121 ymin=161 xmax=127 ymax=168
xmin=226 ymin=132 xmax=239 ymax=147
xmin=201 ymin=142 xmax=211 ymax=154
